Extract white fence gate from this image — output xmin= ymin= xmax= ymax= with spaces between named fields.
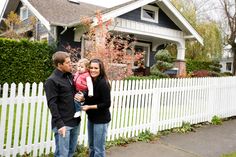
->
xmin=0 ymin=77 xmax=236 ymax=156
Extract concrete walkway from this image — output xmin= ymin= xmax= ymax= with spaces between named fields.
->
xmin=106 ymin=118 xmax=236 ymax=157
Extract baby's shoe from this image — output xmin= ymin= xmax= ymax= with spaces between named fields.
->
xmin=74 ymin=112 xmax=81 ymax=118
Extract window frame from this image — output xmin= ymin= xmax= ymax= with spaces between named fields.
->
xmin=20 ymin=6 xmax=29 ymax=21
xmin=141 ymin=5 xmax=159 ymax=23
xmin=40 ymin=33 xmax=49 ymax=43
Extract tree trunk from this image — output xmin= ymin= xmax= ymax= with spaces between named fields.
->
xmin=233 ymin=46 xmax=236 ymax=75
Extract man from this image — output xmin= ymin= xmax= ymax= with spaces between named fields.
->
xmin=44 ymin=51 xmax=80 ymax=157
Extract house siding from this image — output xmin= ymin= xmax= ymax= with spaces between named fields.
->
xmin=15 ymin=3 xmax=33 ymax=29
xmin=36 ymin=21 xmax=55 ymax=43
xmin=118 ymin=7 xmax=180 ymax=30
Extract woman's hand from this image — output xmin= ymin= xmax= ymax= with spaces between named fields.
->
xmin=81 ymin=105 xmax=98 ymax=111
xmin=81 ymin=105 xmax=90 ymax=111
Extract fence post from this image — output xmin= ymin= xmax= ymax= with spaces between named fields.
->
xmin=150 ymin=79 xmax=160 ymax=134
xmin=208 ymin=77 xmax=217 ymax=122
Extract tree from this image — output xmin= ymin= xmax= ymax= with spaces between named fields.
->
xmin=218 ymin=0 xmax=236 ymax=74
xmin=1 ymin=11 xmax=37 ymax=39
xmin=170 ymin=0 xmax=223 ymax=61
xmin=186 ymin=22 xmax=222 ymax=61
xmin=150 ymin=49 xmax=173 ymax=78
xmin=0 ymin=11 xmax=22 ymax=39
xmin=76 ymin=12 xmax=135 ymax=80
xmin=180 ymin=0 xmax=235 ymax=74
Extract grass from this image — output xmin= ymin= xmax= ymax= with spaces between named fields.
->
xmin=221 ymin=152 xmax=236 ymax=157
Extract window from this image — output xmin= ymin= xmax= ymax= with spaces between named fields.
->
xmin=20 ymin=6 xmax=28 ymax=21
xmin=141 ymin=5 xmax=159 ymax=23
xmin=40 ymin=34 xmax=49 ymax=43
xmin=226 ymin=62 xmax=232 ymax=71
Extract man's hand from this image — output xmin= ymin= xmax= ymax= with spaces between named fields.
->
xmin=74 ymin=92 xmax=85 ymax=102
xmin=58 ymin=126 xmax=66 ymax=137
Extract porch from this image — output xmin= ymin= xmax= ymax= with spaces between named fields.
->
xmin=110 ymin=17 xmax=187 ymax=76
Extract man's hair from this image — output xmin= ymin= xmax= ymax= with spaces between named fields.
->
xmin=78 ymin=58 xmax=90 ymax=69
xmin=52 ymin=51 xmax=70 ymax=67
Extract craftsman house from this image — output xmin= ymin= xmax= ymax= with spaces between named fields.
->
xmin=0 ymin=0 xmax=203 ymax=75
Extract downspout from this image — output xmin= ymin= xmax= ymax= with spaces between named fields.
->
xmin=60 ymin=26 xmax=67 ymax=35
xmin=81 ymin=34 xmax=86 ymax=58
xmin=35 ymin=18 xmax=38 ymax=40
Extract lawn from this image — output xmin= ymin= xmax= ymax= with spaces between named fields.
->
xmin=221 ymin=152 xmax=236 ymax=157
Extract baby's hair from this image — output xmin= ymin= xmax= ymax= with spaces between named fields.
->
xmin=78 ymin=58 xmax=90 ymax=69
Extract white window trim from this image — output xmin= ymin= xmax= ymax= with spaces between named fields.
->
xmin=40 ymin=33 xmax=49 ymax=42
xmin=20 ymin=6 xmax=29 ymax=21
xmin=134 ymin=42 xmax=151 ymax=67
xmin=141 ymin=5 xmax=159 ymax=23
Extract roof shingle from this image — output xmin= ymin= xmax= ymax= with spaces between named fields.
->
xmin=28 ymin=0 xmax=105 ymax=26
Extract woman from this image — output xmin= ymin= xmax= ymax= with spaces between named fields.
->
xmin=80 ymin=59 xmax=111 ymax=157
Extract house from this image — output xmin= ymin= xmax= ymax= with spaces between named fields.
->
xmin=220 ymin=44 xmax=234 ymax=73
xmin=0 ymin=0 xmax=203 ymax=76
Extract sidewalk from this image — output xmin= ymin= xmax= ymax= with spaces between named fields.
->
xmin=106 ymin=118 xmax=236 ymax=157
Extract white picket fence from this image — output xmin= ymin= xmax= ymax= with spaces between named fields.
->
xmin=1 ymin=77 xmax=236 ymax=156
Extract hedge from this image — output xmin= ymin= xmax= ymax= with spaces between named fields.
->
xmin=186 ymin=60 xmax=212 ymax=73
xmin=0 ymin=38 xmax=54 ymax=84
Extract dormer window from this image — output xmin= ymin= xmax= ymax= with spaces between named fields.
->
xmin=141 ymin=5 xmax=159 ymax=23
xmin=20 ymin=6 xmax=28 ymax=21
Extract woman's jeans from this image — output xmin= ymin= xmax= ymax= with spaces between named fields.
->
xmin=53 ymin=124 xmax=80 ymax=157
xmin=87 ymin=120 xmax=108 ymax=157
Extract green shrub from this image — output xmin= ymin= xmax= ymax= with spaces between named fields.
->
xmin=0 ymin=38 xmax=54 ymax=84
xmin=211 ymin=115 xmax=222 ymax=125
xmin=221 ymin=72 xmax=233 ymax=76
xmin=150 ymin=49 xmax=173 ymax=78
xmin=186 ymin=60 xmax=212 ymax=73
xmin=187 ymin=60 xmax=223 ymax=77
xmin=171 ymin=122 xmax=193 ymax=133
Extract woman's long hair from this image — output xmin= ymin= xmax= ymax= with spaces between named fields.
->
xmin=90 ymin=59 xmax=110 ymax=88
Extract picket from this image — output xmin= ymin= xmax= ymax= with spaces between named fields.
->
xmin=12 ymin=83 xmax=23 ymax=157
xmin=1 ymin=77 xmax=236 ymax=156
xmin=20 ymin=83 xmax=30 ymax=155
xmin=0 ymin=84 xmax=8 ymax=156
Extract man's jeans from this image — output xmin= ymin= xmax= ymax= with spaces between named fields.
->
xmin=53 ymin=124 xmax=80 ymax=157
xmin=87 ymin=120 xmax=108 ymax=157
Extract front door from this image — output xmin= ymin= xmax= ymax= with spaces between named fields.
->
xmin=134 ymin=42 xmax=151 ymax=67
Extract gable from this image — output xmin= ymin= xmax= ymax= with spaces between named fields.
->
xmin=118 ymin=7 xmax=181 ymax=31
xmin=97 ymin=0 xmax=203 ymax=45
xmin=0 ymin=0 xmax=203 ymax=45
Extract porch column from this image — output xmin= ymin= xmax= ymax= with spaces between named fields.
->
xmin=175 ymin=43 xmax=186 ymax=77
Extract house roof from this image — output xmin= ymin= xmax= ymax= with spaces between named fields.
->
xmin=0 ymin=0 xmax=203 ymax=44
xmin=28 ymin=0 xmax=105 ymax=27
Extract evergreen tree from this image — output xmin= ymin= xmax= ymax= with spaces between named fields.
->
xmin=150 ymin=49 xmax=173 ymax=78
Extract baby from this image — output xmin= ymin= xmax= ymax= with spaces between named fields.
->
xmin=73 ymin=58 xmax=93 ymax=118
